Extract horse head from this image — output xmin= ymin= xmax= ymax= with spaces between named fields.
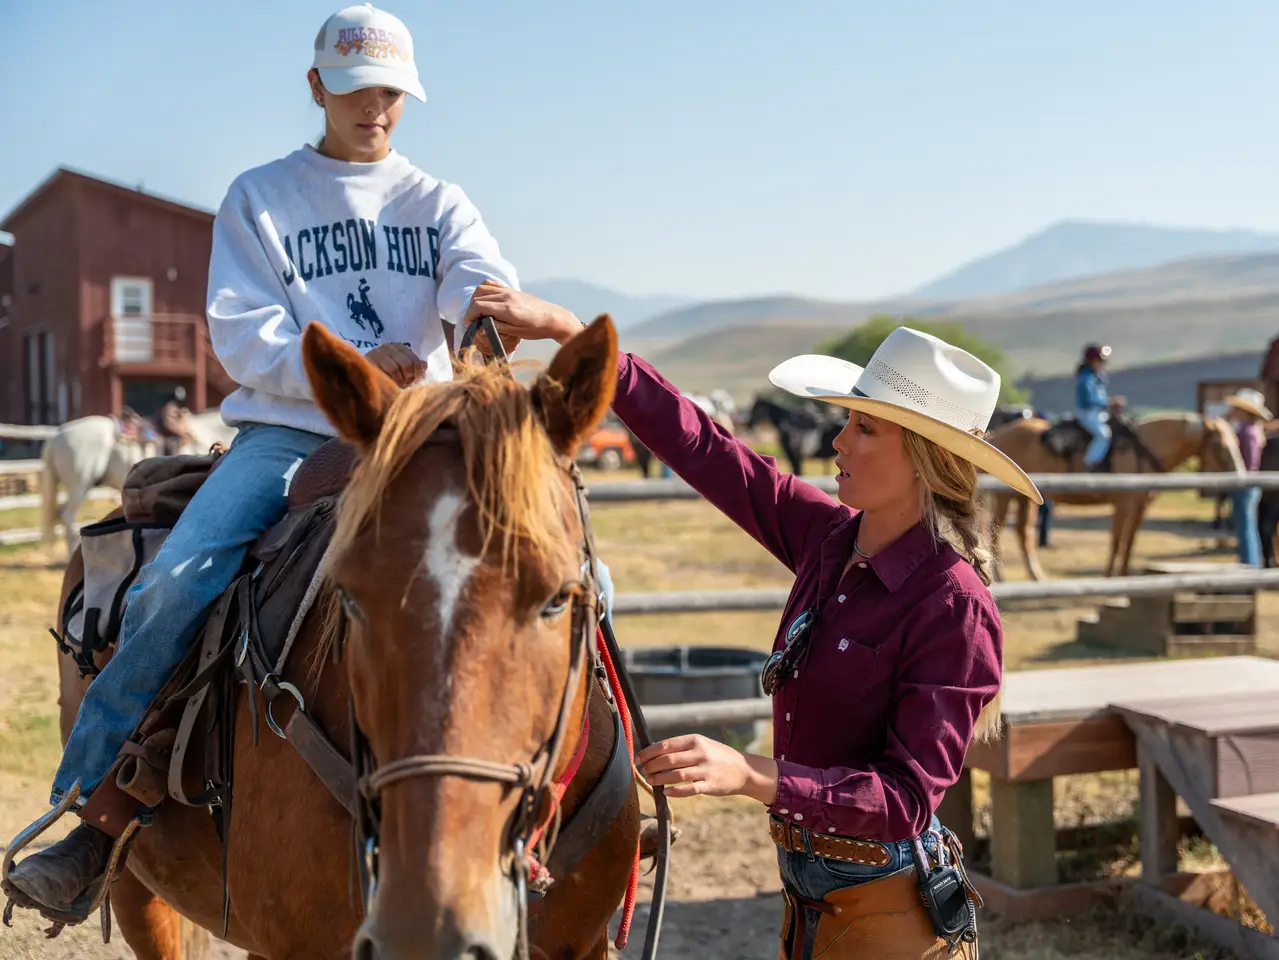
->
xmin=302 ymin=317 xmax=618 ymax=960
xmin=1200 ymin=416 xmax=1246 ymax=474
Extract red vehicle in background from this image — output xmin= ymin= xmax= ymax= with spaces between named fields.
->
xmin=580 ymin=418 xmax=637 ymax=472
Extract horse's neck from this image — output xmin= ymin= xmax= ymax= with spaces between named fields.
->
xmin=1139 ymin=416 xmax=1201 ymax=470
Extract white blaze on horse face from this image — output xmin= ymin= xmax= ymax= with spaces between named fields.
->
xmin=424 ymin=488 xmax=480 ymax=639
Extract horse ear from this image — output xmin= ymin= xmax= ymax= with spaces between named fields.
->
xmin=533 ymin=315 xmax=618 ymax=458
xmin=301 ymin=323 xmax=398 ymax=450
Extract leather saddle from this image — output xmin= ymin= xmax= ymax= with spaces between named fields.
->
xmin=1040 ymin=414 xmax=1157 ymax=472
xmin=95 ymin=438 xmax=360 ymax=830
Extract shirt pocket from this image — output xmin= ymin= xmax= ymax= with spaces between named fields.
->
xmin=806 ymin=634 xmax=881 ymax=705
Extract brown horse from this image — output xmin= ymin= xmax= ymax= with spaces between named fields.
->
xmin=986 ymin=413 xmax=1244 ymax=580
xmin=48 ymin=317 xmax=640 ymax=959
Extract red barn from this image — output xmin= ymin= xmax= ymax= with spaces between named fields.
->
xmin=0 ymin=167 xmax=234 ymax=425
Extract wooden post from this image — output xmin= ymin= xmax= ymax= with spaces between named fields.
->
xmin=989 ymin=777 xmax=1057 ymax=888
xmin=937 ymin=768 xmax=975 ymax=856
xmin=1138 ymin=741 xmax=1180 ymax=880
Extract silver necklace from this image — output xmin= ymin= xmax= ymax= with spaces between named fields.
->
xmin=852 ymin=536 xmax=873 ymax=560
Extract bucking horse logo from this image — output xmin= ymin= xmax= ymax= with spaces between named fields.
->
xmin=346 ymin=278 xmax=384 ymax=339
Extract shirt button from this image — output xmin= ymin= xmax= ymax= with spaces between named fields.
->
xmin=838 ymin=594 xmax=846 ymax=603
xmin=793 ymin=813 xmax=803 ymax=821
xmin=785 ymin=712 xmax=791 ymax=721
xmin=858 ymin=562 xmax=867 ymax=569
xmin=793 ymin=669 xmax=799 ymax=679
xmin=828 ymin=827 xmax=837 ymax=833
xmin=779 ymin=809 xmax=789 ymax=815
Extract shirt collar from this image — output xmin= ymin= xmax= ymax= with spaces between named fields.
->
xmin=833 ymin=513 xmax=939 ymax=593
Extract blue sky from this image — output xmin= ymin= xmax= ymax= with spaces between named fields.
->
xmin=4 ymin=1 xmax=1278 ymax=300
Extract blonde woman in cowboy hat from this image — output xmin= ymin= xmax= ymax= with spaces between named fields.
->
xmin=474 ymin=287 xmax=1041 ymax=959
xmin=1224 ymin=388 xmax=1271 ymax=567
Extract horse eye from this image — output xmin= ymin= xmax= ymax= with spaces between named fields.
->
xmin=541 ymin=586 xmax=575 ymax=620
xmin=339 ymin=589 xmax=364 ymax=623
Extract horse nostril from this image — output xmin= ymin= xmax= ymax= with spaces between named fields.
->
xmin=352 ymin=932 xmax=378 ymax=960
xmin=462 ymin=939 xmax=500 ymax=960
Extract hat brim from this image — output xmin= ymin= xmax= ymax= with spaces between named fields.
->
xmin=1227 ymin=396 xmax=1273 ymax=420
xmin=318 ymin=64 xmax=426 ymax=102
xmin=769 ymin=354 xmax=1043 ymax=504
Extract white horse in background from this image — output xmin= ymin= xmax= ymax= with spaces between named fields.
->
xmin=684 ymin=390 xmax=738 ymax=433
xmin=40 ymin=410 xmax=237 ymax=557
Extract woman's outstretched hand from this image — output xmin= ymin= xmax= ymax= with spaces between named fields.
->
xmin=637 ymin=734 xmax=779 ymax=803
xmin=465 ymin=280 xmax=584 ymax=348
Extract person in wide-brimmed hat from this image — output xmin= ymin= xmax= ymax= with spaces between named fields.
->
xmin=1224 ymin=387 xmax=1271 ymax=567
xmin=474 ymin=301 xmax=1040 ymax=958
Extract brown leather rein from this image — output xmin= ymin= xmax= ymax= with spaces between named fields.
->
xmin=348 ymin=317 xmax=670 ymax=960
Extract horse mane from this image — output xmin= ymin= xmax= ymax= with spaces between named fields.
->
xmin=332 ymin=355 xmax=577 ymax=580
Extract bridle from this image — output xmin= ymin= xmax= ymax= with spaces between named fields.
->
xmin=347 ymin=316 xmax=665 ymax=960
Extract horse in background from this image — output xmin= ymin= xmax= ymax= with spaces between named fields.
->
xmin=745 ymin=395 xmax=842 ymax=476
xmin=986 ymin=413 xmax=1244 ymax=580
xmin=41 ymin=408 xmax=237 ymax=557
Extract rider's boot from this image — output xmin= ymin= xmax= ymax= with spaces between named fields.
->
xmin=2 ymin=825 xmax=117 ymax=919
xmin=2 ymin=778 xmax=142 ymax=928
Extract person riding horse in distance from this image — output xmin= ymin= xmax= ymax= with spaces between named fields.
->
xmin=478 ymin=294 xmax=1039 ymax=958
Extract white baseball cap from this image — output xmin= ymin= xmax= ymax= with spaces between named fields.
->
xmin=312 ymin=4 xmax=426 ymax=102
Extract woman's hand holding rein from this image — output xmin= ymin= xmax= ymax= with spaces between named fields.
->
xmin=637 ymin=734 xmax=779 ymax=804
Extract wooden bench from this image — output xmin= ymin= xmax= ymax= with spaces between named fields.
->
xmin=1114 ymin=692 xmax=1279 ymax=957
xmin=940 ymin=656 xmax=1279 ymax=921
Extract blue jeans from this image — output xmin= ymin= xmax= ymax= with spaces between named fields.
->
xmin=1077 ymin=409 xmax=1111 ymax=466
xmin=54 ymin=423 xmax=329 ymax=801
xmin=777 ymin=815 xmax=943 ymax=959
xmin=1231 ymin=486 xmax=1262 ymax=567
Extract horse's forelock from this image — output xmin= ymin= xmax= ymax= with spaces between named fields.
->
xmin=331 ymin=357 xmax=576 ymax=583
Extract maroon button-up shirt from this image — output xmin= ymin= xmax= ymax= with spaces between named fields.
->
xmin=612 ymin=353 xmax=1002 ymax=842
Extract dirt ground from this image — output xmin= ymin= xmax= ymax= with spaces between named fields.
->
xmin=0 ymin=479 xmax=1268 ymax=959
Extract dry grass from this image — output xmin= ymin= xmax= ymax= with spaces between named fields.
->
xmin=0 ymin=479 xmax=1269 ymax=958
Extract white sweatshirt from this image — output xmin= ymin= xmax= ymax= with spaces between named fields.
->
xmin=207 ymin=145 xmax=518 ymax=436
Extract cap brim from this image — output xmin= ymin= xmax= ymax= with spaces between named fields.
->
xmin=769 ymin=354 xmax=1043 ymax=504
xmin=318 ymin=65 xmax=426 ymax=102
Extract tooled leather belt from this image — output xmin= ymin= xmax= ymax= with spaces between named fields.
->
xmin=769 ymin=816 xmax=893 ymax=867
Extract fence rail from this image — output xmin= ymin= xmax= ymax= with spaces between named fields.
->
xmin=612 ymin=569 xmax=1279 ymax=617
xmin=587 ymin=471 xmax=1279 ymax=501
xmin=0 ymin=425 xmax=55 ymax=441
xmin=0 ymin=460 xmax=42 ymax=477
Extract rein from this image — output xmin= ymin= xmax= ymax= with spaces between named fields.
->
xmin=348 ymin=316 xmax=669 ymax=960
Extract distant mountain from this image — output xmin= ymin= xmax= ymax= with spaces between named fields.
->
xmin=522 ymin=278 xmax=688 ymax=330
xmin=627 ymin=295 xmax=888 ymax=341
xmin=913 ymin=220 xmax=1279 ymax=300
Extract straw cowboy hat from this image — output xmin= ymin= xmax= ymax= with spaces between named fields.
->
xmin=769 ymin=326 xmax=1043 ymax=503
xmin=1226 ymin=387 xmax=1272 ymax=421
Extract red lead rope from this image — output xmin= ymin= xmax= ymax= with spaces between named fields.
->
xmin=524 ymin=626 xmax=642 ymax=950
xmin=594 ymin=625 xmax=641 ymax=950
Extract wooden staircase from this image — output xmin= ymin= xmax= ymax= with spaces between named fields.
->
xmin=1114 ymin=691 xmax=1279 ymax=958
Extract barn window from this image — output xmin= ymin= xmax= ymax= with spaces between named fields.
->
xmin=111 ymin=276 xmax=154 ymax=363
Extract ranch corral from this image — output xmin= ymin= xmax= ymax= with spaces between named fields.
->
xmin=0 ymin=465 xmax=1276 ymax=959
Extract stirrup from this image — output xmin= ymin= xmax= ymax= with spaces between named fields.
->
xmin=2 ymin=781 xmax=141 ymax=941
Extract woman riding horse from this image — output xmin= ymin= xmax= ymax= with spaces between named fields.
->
xmin=2 ymin=3 xmax=613 ymax=924
xmin=481 ymin=297 xmax=1042 ymax=959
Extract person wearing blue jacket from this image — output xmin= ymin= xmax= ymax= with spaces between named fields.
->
xmin=1075 ymin=344 xmax=1113 ymax=469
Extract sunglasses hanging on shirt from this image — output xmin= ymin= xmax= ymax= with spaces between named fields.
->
xmin=760 ymin=610 xmax=818 ymax=696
